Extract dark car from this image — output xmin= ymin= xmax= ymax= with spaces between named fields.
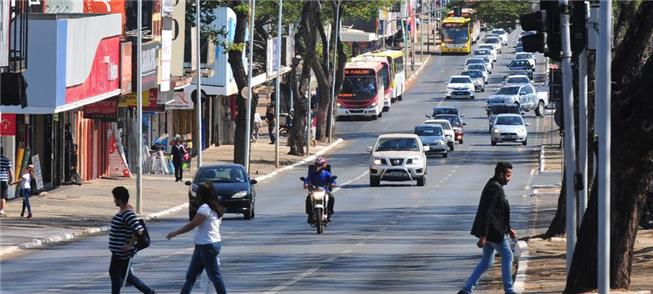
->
xmin=431 ymin=106 xmax=460 ymax=117
xmin=186 ymin=164 xmax=257 ymax=220
xmin=508 ymin=59 xmax=533 ymax=79
xmin=434 ymin=114 xmax=466 ymax=144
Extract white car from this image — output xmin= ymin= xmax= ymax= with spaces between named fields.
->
xmin=514 ymin=52 xmax=536 ymax=68
xmin=490 ymin=29 xmax=509 ymax=45
xmin=483 ymin=36 xmax=503 ymax=53
xmin=472 ymin=48 xmax=497 ymax=63
xmin=368 ymin=134 xmax=428 ymax=187
xmin=425 ymin=119 xmax=455 ymax=151
xmin=491 ymin=114 xmax=529 ymax=146
xmin=503 ymin=75 xmax=532 ymax=87
xmin=478 ymin=44 xmax=498 ymax=60
xmin=446 ymin=75 xmax=475 ymax=99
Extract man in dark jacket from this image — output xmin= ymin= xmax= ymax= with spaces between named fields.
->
xmin=458 ymin=162 xmax=518 ymax=294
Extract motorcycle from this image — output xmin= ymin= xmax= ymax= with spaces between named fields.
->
xmin=300 ymin=176 xmax=337 ymax=234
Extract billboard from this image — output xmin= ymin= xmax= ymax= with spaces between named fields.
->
xmin=199 ymin=7 xmax=238 ymax=96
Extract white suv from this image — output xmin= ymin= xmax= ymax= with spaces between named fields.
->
xmin=368 ymin=134 xmax=428 ymax=187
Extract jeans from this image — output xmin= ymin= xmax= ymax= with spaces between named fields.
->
xmin=173 ymin=160 xmax=183 ymax=181
xmin=181 ymin=242 xmax=227 ymax=294
xmin=20 ymin=188 xmax=31 ymax=215
xmin=268 ymin=124 xmax=276 ymax=143
xmin=461 ymin=236 xmax=515 ymax=294
xmin=109 ymin=254 xmax=155 ymax=294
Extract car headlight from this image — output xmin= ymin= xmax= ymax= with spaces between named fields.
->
xmin=411 ymin=157 xmax=422 ymax=164
xmin=336 ymin=102 xmax=341 ymax=107
xmin=232 ymin=191 xmax=248 ymax=198
xmin=493 ymin=128 xmax=500 ymax=133
xmin=373 ymin=158 xmax=383 ymax=165
xmin=371 ymin=102 xmax=377 ymax=107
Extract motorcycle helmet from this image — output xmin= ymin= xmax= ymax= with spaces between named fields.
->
xmin=314 ymin=157 xmax=328 ymax=167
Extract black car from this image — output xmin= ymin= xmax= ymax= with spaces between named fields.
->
xmin=431 ymin=106 xmax=460 ymax=117
xmin=186 ymin=164 xmax=257 ymax=220
xmin=508 ymin=59 xmax=533 ymax=79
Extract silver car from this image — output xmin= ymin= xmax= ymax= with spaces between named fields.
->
xmin=461 ymin=70 xmax=486 ymax=92
xmin=491 ymin=114 xmax=529 ymax=146
xmin=368 ymin=134 xmax=428 ymax=186
xmin=414 ymin=124 xmax=448 ymax=158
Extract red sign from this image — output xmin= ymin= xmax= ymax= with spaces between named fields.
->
xmin=83 ymin=98 xmax=119 ymax=121
xmin=0 ymin=114 xmax=16 ymax=136
xmin=84 ymin=0 xmax=126 ymax=33
xmin=345 ymin=69 xmax=375 ymax=75
xmin=120 ymin=41 xmax=132 ymax=94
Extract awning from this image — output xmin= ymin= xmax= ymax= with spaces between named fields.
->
xmin=340 ymin=28 xmax=379 ymax=42
xmin=0 ymin=89 xmax=121 ymax=114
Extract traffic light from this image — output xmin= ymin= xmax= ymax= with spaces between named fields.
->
xmin=570 ymin=0 xmax=587 ymax=55
xmin=519 ymin=0 xmax=562 ymax=61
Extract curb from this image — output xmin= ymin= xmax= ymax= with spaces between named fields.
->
xmin=254 ymin=138 xmax=344 ymax=183
xmin=513 ymin=240 xmax=529 ymax=293
xmin=1 ymin=139 xmax=344 ymax=259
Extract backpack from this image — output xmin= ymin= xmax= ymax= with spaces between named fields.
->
xmin=134 ymin=219 xmax=150 ymax=251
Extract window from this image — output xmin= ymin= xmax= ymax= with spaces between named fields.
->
xmin=450 ymin=77 xmax=471 ymax=84
xmin=375 ymin=138 xmax=420 ymax=151
xmin=341 ymin=76 xmax=378 ymax=100
xmin=197 ymin=167 xmax=246 ymax=183
xmin=415 ymin=126 xmax=443 ymax=136
xmin=394 ymin=57 xmax=404 ymax=73
xmin=495 ymin=116 xmax=524 ymax=126
xmin=497 ymin=87 xmax=520 ymax=95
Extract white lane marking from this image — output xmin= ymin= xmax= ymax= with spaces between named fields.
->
xmin=434 ymin=185 xmax=441 ymax=188
xmin=524 ymin=185 xmax=531 ymax=191
xmin=341 ymin=250 xmax=352 ymax=254
xmin=332 ymin=170 xmax=369 ymax=193
xmin=530 ymin=168 xmax=537 ymax=176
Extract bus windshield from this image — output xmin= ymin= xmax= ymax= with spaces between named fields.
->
xmin=442 ymin=24 xmax=469 ymax=44
xmin=341 ymin=75 xmax=377 ymax=100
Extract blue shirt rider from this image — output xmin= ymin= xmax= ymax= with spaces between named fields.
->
xmin=304 ymin=157 xmax=336 ymax=222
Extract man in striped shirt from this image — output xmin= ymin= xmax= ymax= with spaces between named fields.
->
xmin=0 ymin=147 xmax=14 ymax=217
xmin=109 ymin=186 xmax=156 ymax=294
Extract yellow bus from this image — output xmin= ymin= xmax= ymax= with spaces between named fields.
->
xmin=441 ymin=9 xmax=480 ymax=54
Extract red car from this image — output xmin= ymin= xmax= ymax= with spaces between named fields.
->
xmin=434 ymin=114 xmax=466 ymax=144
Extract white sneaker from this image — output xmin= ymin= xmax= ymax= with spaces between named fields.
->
xmin=0 ymin=211 xmax=6 ymax=217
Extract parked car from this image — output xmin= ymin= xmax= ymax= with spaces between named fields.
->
xmin=465 ymin=64 xmax=490 ymax=79
xmin=424 ymin=119 xmax=455 ymax=150
xmin=503 ymin=75 xmax=532 ymax=87
xmin=434 ymin=114 xmax=466 ymax=144
xmin=414 ymin=124 xmax=448 ymax=158
xmin=473 ymin=48 xmax=497 ymax=62
xmin=490 ymin=28 xmax=509 ymax=45
xmin=487 ymin=104 xmax=521 ymax=132
xmin=446 ymin=75 xmax=475 ymax=99
xmin=461 ymin=70 xmax=486 ymax=91
xmin=368 ymin=134 xmax=428 ymax=186
xmin=485 ymin=85 xmax=538 ymax=113
xmin=186 ymin=164 xmax=257 ymax=220
xmin=491 ymin=114 xmax=529 ymax=146
xmin=508 ymin=59 xmax=534 ymax=79
xmin=514 ymin=52 xmax=536 ymax=67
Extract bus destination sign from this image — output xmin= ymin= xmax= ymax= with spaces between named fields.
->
xmin=345 ymin=69 xmax=374 ymax=75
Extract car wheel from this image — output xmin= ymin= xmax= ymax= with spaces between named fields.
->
xmin=371 ymin=115 xmax=378 ymax=121
xmin=383 ymin=106 xmax=389 ymax=112
xmin=449 ymin=143 xmax=455 ymax=151
xmin=398 ymin=94 xmax=403 ymax=101
xmin=416 ymin=176 xmax=426 ymax=187
xmin=522 ymin=139 xmax=528 ymax=146
xmin=459 ymin=139 xmax=464 ymax=144
xmin=244 ymin=205 xmax=254 ymax=220
xmin=482 ymin=87 xmax=485 ymax=92
xmin=443 ymin=152 xmax=448 ymax=158
xmin=491 ymin=140 xmax=497 ymax=146
xmin=370 ymin=176 xmax=380 ymax=187
xmin=535 ymin=101 xmax=545 ymax=117
xmin=471 ymin=95 xmax=475 ymax=100
xmin=446 ymin=95 xmax=451 ymax=99
xmin=378 ymin=112 xmax=383 ymax=118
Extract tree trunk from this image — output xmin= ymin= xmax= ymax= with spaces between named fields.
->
xmin=229 ymin=1 xmax=259 ymax=166
xmin=612 ymin=1 xmax=653 ymax=89
xmin=543 ymin=174 xmax=567 ymax=238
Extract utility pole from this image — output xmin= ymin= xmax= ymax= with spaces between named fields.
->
xmin=244 ymin=0 xmax=256 ymax=173
xmin=577 ymin=0 xmax=589 ymax=218
xmin=597 ymin=0 xmax=612 ymax=292
xmin=328 ymin=1 xmax=340 ymax=143
xmin=306 ymin=72 xmax=311 ymax=155
xmin=136 ymin=0 xmax=143 ymax=214
xmin=560 ymin=0 xmax=578 ymax=274
xmin=195 ymin=0 xmax=203 ymax=169
xmin=274 ymin=0 xmax=283 ymax=167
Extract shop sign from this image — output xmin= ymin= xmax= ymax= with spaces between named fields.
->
xmin=120 ymin=41 xmax=132 ymax=94
xmin=119 ymin=89 xmax=158 ymax=111
xmin=31 ymin=155 xmax=45 ymax=190
xmin=0 ymin=113 xmax=16 ymax=136
xmin=166 ymin=91 xmax=193 ymax=110
xmin=132 ymin=41 xmax=159 ymax=90
xmin=83 ymin=98 xmax=119 ymax=121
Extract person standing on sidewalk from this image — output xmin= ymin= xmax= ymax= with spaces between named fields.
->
xmin=167 ymin=182 xmax=227 ymax=294
xmin=252 ymin=112 xmax=262 ymax=142
xmin=108 ymin=186 xmax=156 ymax=294
xmin=18 ymin=165 xmax=33 ymax=218
xmin=458 ymin=162 xmax=518 ymax=294
xmin=0 ymin=147 xmax=13 ymax=217
xmin=171 ymin=138 xmax=187 ymax=182
xmin=266 ymin=103 xmax=276 ymax=144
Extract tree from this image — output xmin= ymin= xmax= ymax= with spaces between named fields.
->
xmin=563 ymin=2 xmax=653 ymax=291
xmin=471 ymin=0 xmax=531 ymax=30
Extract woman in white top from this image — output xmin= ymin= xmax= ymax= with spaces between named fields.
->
xmin=167 ymin=182 xmax=227 ymax=294
xmin=19 ymin=165 xmax=33 ymax=218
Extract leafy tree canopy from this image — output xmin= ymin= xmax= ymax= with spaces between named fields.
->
xmin=471 ymin=0 xmax=532 ymax=30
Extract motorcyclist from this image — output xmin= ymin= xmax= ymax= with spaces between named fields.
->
xmin=304 ymin=157 xmax=336 ymax=223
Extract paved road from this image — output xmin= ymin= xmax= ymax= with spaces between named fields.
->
xmin=0 ymin=32 xmax=555 ymax=293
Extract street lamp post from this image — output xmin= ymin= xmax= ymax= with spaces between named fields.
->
xmin=244 ymin=0 xmax=256 ymax=173
xmin=328 ymin=1 xmax=340 ymax=143
xmin=136 ymin=0 xmax=143 ymax=214
xmin=195 ymin=0 xmax=203 ymax=169
xmin=274 ymin=0 xmax=283 ymax=167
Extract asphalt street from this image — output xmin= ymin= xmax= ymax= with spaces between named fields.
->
xmin=0 ymin=31 xmax=556 ymax=293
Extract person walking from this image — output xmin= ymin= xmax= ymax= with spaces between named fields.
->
xmin=252 ymin=112 xmax=262 ymax=142
xmin=18 ymin=165 xmax=33 ymax=218
xmin=0 ymin=147 xmax=13 ymax=217
xmin=167 ymin=182 xmax=227 ymax=294
xmin=266 ymin=103 xmax=276 ymax=144
xmin=171 ymin=138 xmax=187 ymax=182
xmin=458 ymin=162 xmax=518 ymax=294
xmin=108 ymin=186 xmax=156 ymax=294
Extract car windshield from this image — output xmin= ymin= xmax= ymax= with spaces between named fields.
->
xmin=489 ymin=105 xmax=520 ymax=115
xmin=435 ymin=115 xmax=462 ymax=127
xmin=375 ymin=138 xmax=420 ymax=151
xmin=442 ymin=25 xmax=470 ymax=44
xmin=492 ymin=29 xmax=504 ymax=35
xmin=468 ymin=64 xmax=486 ymax=71
xmin=497 ymin=86 xmax=521 ymax=95
xmin=462 ymin=71 xmax=483 ymax=78
xmin=474 ymin=50 xmax=490 ymax=55
xmin=432 ymin=107 xmax=457 ymax=116
xmin=415 ymin=126 xmax=443 ymax=136
xmin=495 ymin=116 xmax=524 ymax=126
xmin=485 ymin=38 xmax=500 ymax=44
xmin=510 ymin=70 xmax=528 ymax=76
xmin=341 ymin=75 xmax=377 ymax=100
xmin=428 ymin=121 xmax=452 ymax=130
xmin=507 ymin=77 xmax=530 ymax=84
xmin=511 ymin=60 xmax=530 ymax=67
xmin=466 ymin=59 xmax=484 ymax=65
xmin=516 ymin=53 xmax=532 ymax=59
xmin=450 ymin=77 xmax=471 ymax=83
xmin=479 ymin=45 xmax=494 ymax=50
xmin=197 ymin=166 xmax=246 ymax=183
